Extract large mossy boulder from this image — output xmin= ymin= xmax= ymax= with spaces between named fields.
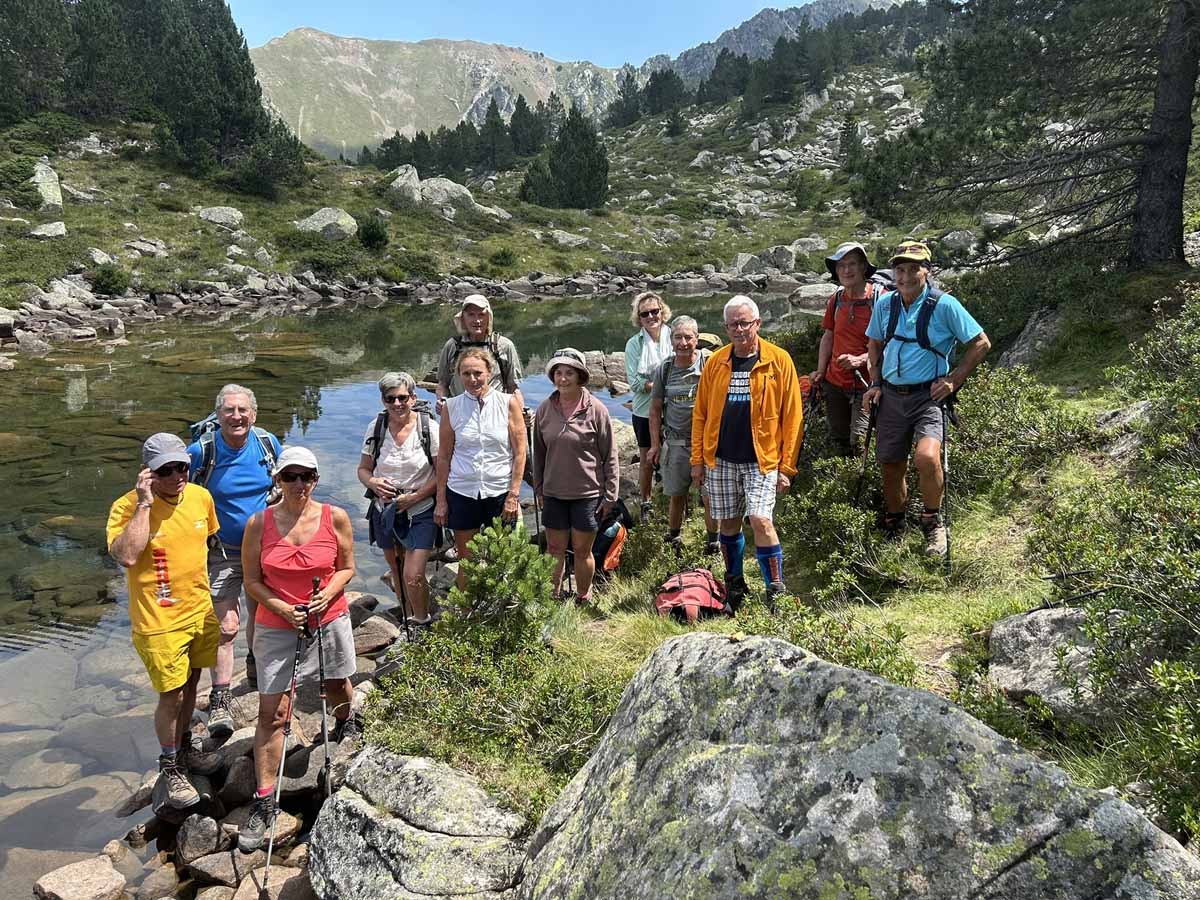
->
xmin=309 ymin=750 xmax=526 ymax=899
xmin=519 ymin=632 xmax=1200 ymax=899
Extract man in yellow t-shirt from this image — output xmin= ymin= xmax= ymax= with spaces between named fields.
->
xmin=107 ymin=433 xmax=224 ymax=811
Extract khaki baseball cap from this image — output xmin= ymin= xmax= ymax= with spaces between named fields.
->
xmin=889 ymin=241 xmax=933 ymax=266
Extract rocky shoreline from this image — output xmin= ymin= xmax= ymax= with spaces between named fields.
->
xmin=0 ymin=250 xmax=837 ymax=368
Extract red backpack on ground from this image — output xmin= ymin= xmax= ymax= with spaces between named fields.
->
xmin=654 ymin=568 xmax=733 ymax=624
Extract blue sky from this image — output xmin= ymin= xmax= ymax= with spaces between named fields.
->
xmin=226 ymin=1 xmax=784 ymax=67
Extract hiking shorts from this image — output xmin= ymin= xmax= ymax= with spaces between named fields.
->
xmin=446 ymin=489 xmax=510 ymax=533
xmin=704 ymin=459 xmax=778 ymax=521
xmin=208 ymin=543 xmax=245 ymax=610
xmin=133 ymin=613 xmax=220 ymax=694
xmin=254 ymin=612 xmax=355 ymax=695
xmin=661 ymin=442 xmax=696 ymax=497
xmin=542 ymin=496 xmax=600 ymax=533
xmin=631 ymin=414 xmax=653 ymax=450
xmin=821 ymin=381 xmax=869 ymax=455
xmin=369 ymin=499 xmax=438 ymax=552
xmin=876 ymin=383 xmax=945 ymax=463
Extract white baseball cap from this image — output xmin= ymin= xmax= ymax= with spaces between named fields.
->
xmin=272 ymin=446 xmax=319 ymax=475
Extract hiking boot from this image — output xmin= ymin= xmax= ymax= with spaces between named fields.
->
xmin=703 ymin=538 xmax=721 ymax=557
xmin=330 ymin=715 xmax=362 ymax=744
xmin=667 ymin=533 xmax=683 ymax=558
xmin=157 ymin=754 xmax=199 ymax=810
xmin=765 ymin=581 xmax=788 ymax=613
xmin=206 ymin=689 xmax=235 ymax=740
xmin=238 ymin=795 xmax=276 ymax=853
xmin=724 ymin=575 xmax=747 ymax=613
xmin=640 ymin=500 xmax=653 ymax=523
xmin=179 ymin=744 xmax=223 ymax=777
xmin=921 ymin=513 xmax=948 ymax=558
xmin=244 ymin=653 xmax=257 ymax=691
xmin=880 ymin=511 xmax=906 ymax=540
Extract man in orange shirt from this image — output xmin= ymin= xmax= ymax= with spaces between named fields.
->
xmin=108 ymin=433 xmax=224 ymax=812
xmin=691 ymin=296 xmax=803 ymax=606
xmin=812 ymin=242 xmax=881 ymax=456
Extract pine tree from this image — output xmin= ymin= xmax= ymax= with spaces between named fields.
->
xmin=519 ymin=153 xmax=557 ymax=206
xmin=539 ymin=91 xmax=566 ymax=141
xmin=478 ymin=96 xmax=514 ymax=171
xmin=704 ymin=48 xmax=751 ymax=104
xmin=411 ymin=131 xmax=435 ymax=175
xmin=740 ymin=61 xmax=770 ymax=121
xmin=64 ymin=0 xmax=136 ymax=118
xmin=454 ymin=120 xmax=480 ymax=168
xmin=509 ymin=94 xmax=545 ymax=156
xmin=642 ymin=69 xmax=688 ymax=115
xmin=359 ymin=145 xmax=375 ymax=166
xmin=839 ymin=115 xmax=863 ymax=173
xmin=665 ymin=106 xmax=686 ymax=138
xmin=549 ymin=105 xmax=608 ymax=208
xmin=605 ymin=72 xmax=642 ymax=128
xmin=0 ymin=0 xmax=72 ymax=117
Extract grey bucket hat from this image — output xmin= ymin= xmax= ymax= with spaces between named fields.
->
xmin=825 ymin=241 xmax=878 ymax=279
xmin=545 ymin=347 xmax=590 ymax=385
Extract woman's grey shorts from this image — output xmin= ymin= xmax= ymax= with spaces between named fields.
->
xmin=252 ymin=612 xmax=356 ymax=695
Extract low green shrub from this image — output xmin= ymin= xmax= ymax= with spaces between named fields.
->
xmin=2 ymin=112 xmax=86 ymax=155
xmin=88 ymin=263 xmax=131 ymax=296
xmin=0 ymin=155 xmax=39 ymax=209
xmin=489 ymin=246 xmax=517 ymax=268
xmin=152 ymin=193 xmax=190 ymax=213
xmin=357 ymin=214 xmax=389 ymax=252
xmin=273 ymin=229 xmax=366 ymax=275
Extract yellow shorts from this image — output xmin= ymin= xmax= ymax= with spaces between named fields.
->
xmin=132 ymin=613 xmax=220 ymax=694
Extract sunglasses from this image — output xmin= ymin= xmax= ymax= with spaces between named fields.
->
xmin=278 ymin=470 xmax=318 ymax=483
xmin=383 ymin=393 xmax=412 ymax=405
xmin=638 ymin=308 xmax=662 ymax=319
xmin=725 ymin=319 xmax=758 ymax=331
xmin=153 ymin=462 xmax=189 ymax=478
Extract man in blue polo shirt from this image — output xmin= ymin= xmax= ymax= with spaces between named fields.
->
xmin=861 ymin=242 xmax=991 ymax=557
xmin=187 ymin=384 xmax=281 ymax=737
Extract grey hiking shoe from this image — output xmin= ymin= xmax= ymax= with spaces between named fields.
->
xmin=238 ymin=795 xmax=275 ymax=853
xmin=206 ymin=689 xmax=235 ymax=740
xmin=921 ymin=514 xmax=948 ymax=558
xmin=157 ymin=754 xmax=199 ymax=810
xmin=330 ymin=715 xmax=362 ymax=744
xmin=179 ymin=744 xmax=223 ymax=777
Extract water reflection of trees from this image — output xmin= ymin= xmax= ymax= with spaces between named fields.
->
xmin=290 ymin=385 xmax=324 ymax=434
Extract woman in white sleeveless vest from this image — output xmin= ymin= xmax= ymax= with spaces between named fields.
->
xmin=434 ymin=347 xmax=528 ymax=589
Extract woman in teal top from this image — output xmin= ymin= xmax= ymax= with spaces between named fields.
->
xmin=624 ymin=291 xmax=672 ymax=522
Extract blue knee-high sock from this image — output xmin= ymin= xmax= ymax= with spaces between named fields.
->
xmin=719 ymin=532 xmax=745 ymax=578
xmin=756 ymin=544 xmax=784 ymax=585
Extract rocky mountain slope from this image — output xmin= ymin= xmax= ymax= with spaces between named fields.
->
xmin=250 ymin=28 xmax=623 ymax=159
xmin=658 ymin=0 xmax=906 ymax=84
xmin=250 ymin=1 xmax=906 ymax=159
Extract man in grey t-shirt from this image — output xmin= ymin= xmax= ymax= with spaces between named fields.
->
xmin=434 ymin=295 xmax=524 ymax=412
xmin=648 ymin=316 xmax=719 ymax=555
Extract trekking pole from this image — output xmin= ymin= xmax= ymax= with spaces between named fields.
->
xmin=395 ymin=553 xmax=412 ymax=642
xmin=311 ymin=578 xmax=331 ymax=801
xmin=262 ymin=603 xmax=309 ymax=899
xmin=853 ymin=371 xmax=877 ymax=506
xmin=941 ymin=403 xmax=952 ymax=576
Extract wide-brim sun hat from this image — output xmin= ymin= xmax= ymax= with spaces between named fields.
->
xmin=825 ymin=241 xmax=877 ymax=279
xmin=545 ymin=347 xmax=590 ymax=385
xmin=273 ymin=445 xmax=319 ymax=475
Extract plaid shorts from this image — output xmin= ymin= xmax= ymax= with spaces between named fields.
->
xmin=703 ymin=459 xmax=778 ymax=521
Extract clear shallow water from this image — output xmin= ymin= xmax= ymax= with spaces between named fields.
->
xmin=0 ymin=292 xmax=803 ymax=892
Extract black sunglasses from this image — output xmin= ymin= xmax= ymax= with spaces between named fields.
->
xmin=383 ymin=393 xmax=412 ymax=404
xmin=153 ymin=462 xmax=189 ymax=477
xmin=638 ymin=307 xmax=662 ymax=319
xmin=278 ymin=470 xmax=317 ymax=483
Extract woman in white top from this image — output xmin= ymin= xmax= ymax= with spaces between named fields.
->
xmin=434 ymin=348 xmax=527 ymax=589
xmin=357 ymin=372 xmax=439 ymax=624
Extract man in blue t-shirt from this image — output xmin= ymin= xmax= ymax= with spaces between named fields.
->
xmin=861 ymin=242 xmax=991 ymax=558
xmin=186 ymin=384 xmax=281 ymax=737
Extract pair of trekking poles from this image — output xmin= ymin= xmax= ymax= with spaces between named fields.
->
xmin=851 ymin=371 xmax=953 ymax=575
xmin=260 ymin=577 xmax=332 ymax=898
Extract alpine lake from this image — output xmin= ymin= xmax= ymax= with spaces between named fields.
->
xmin=0 ymin=291 xmax=804 ymax=893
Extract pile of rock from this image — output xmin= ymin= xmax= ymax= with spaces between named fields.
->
xmin=32 ymin=591 xmax=404 ymax=900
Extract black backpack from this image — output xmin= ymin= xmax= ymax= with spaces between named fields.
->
xmin=881 ymin=285 xmax=953 ymax=380
xmin=188 ymin=414 xmax=279 ymax=498
xmin=450 ymin=335 xmax=515 ymax=391
xmin=362 ymin=402 xmax=435 ymax=499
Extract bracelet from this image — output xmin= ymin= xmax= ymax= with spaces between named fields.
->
xmin=871 ymin=381 xmax=882 ymax=388
xmin=136 ymin=501 xmax=153 ymax=509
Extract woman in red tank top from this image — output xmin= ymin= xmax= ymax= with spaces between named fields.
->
xmin=238 ymin=446 xmax=357 ymax=852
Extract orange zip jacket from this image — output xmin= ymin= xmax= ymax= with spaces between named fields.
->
xmin=690 ymin=338 xmax=803 ymax=477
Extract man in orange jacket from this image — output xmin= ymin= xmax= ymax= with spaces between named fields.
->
xmin=691 ymin=296 xmax=803 ymax=606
